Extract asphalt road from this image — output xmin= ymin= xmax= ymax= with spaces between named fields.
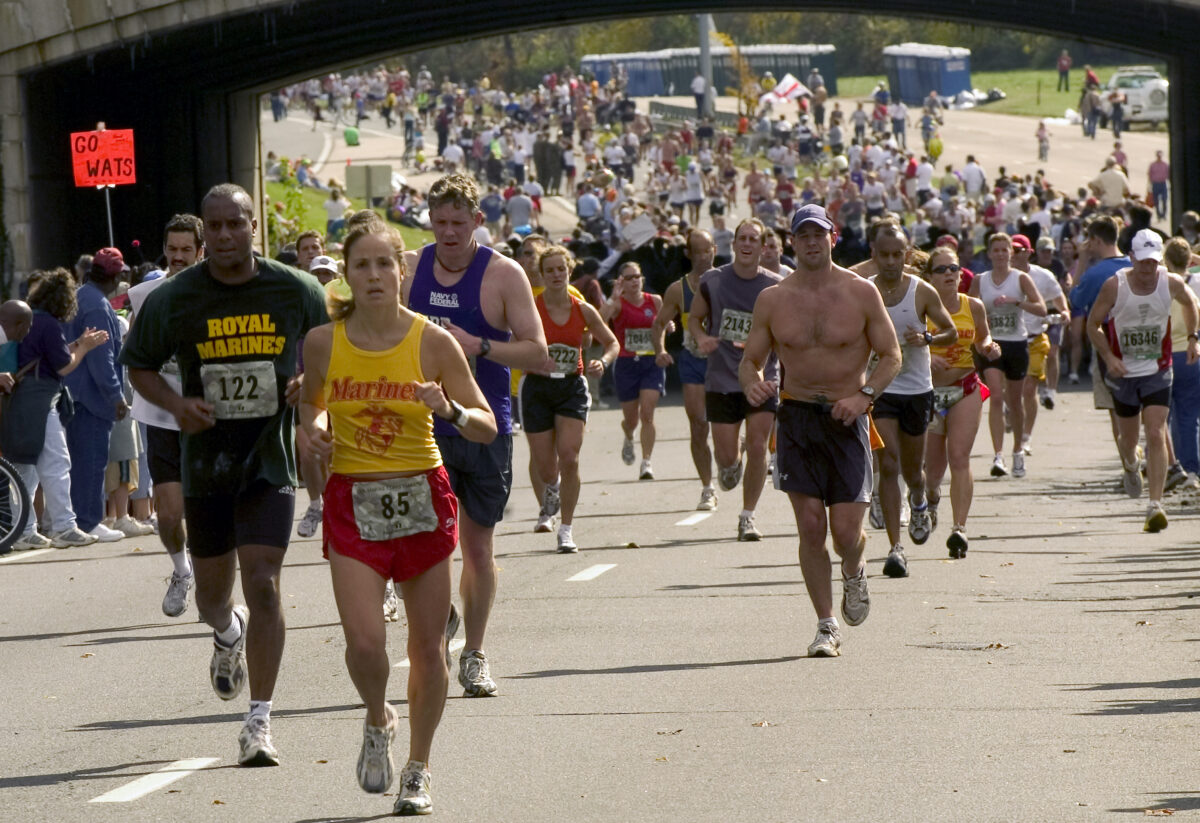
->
xmin=2 ymin=379 xmax=1199 ymax=822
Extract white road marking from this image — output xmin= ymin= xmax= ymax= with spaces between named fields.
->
xmin=675 ymin=512 xmax=713 ymax=526
xmin=396 ymin=638 xmax=465 ymax=668
xmin=89 ymin=757 xmax=219 ymax=803
xmin=567 ymin=564 xmax=616 ymax=582
xmin=0 ymin=548 xmax=53 ymax=563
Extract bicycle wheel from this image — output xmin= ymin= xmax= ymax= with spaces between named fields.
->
xmin=0 ymin=455 xmax=32 ymax=554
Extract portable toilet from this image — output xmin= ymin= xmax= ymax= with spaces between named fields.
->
xmin=883 ymin=43 xmax=972 ymax=104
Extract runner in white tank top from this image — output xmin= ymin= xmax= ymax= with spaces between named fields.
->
xmin=867 ymin=224 xmax=956 ymax=578
xmin=1087 ymin=229 xmax=1200 ymax=533
xmin=968 ymin=233 xmax=1046 ymax=480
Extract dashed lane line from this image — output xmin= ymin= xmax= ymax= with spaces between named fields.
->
xmin=89 ymin=757 xmax=219 ymax=803
xmin=675 ymin=512 xmax=714 ymax=527
xmin=396 ymin=638 xmax=466 ymax=668
xmin=567 ymin=564 xmax=617 ymax=582
xmin=0 ymin=548 xmax=54 ymax=563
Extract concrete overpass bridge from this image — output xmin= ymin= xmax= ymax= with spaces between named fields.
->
xmin=2 ymin=0 xmax=1199 ymax=287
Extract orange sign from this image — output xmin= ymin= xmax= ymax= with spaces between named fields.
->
xmin=71 ymin=129 xmax=136 ymax=187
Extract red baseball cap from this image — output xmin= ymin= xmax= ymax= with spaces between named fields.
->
xmin=92 ymin=247 xmax=129 ymax=276
xmin=1011 ymin=234 xmax=1032 ymax=251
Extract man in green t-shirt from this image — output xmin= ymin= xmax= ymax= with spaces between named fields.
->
xmin=121 ymin=183 xmax=326 ymax=768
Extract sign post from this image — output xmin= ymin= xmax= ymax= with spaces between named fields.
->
xmin=70 ymin=123 xmax=136 ymax=247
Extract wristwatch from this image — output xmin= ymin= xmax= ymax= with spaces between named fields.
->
xmin=859 ymin=385 xmax=876 ymax=400
xmin=478 ymin=337 xmax=492 ymax=357
xmin=1189 ymin=332 xmax=1200 ymax=343
xmin=922 ymin=330 xmax=934 ymax=345
xmin=445 ymin=400 xmax=470 ymax=429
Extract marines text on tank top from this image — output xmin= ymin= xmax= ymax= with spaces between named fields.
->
xmin=408 ymin=244 xmax=513 ymax=436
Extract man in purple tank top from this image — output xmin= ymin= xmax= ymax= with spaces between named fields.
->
xmin=403 ymin=174 xmax=547 ymax=697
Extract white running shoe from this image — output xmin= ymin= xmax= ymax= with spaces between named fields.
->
xmin=541 ymin=482 xmax=561 ymax=517
xmin=696 ymin=487 xmax=718 ymax=511
xmin=1067 ymin=372 xmax=1080 ymax=384
xmin=357 ymin=704 xmax=397 ymax=793
xmin=1020 ymin=437 xmax=1033 ymax=456
xmin=88 ymin=523 xmax=124 ymax=542
xmin=458 ymin=650 xmax=498 ymax=697
xmin=383 ymin=582 xmax=400 ymax=623
xmin=868 ymin=494 xmax=884 ymax=529
xmin=296 ymin=501 xmax=323 ymax=538
xmin=639 ymin=459 xmax=654 ymax=480
xmin=1011 ymin=452 xmax=1026 ymax=478
xmin=394 ymin=761 xmax=433 ymax=815
xmin=556 ymin=526 xmax=578 ymax=553
xmin=1144 ymin=502 xmax=1168 ymax=533
xmin=112 ymin=516 xmax=154 ymax=537
xmin=238 ymin=713 xmax=279 ymax=767
xmin=808 ymin=623 xmax=842 ymax=657
xmin=840 ymin=568 xmax=870 ymax=626
xmin=990 ymin=454 xmax=1008 ymax=477
xmin=162 ymin=571 xmax=194 ymax=617
xmin=12 ymin=531 xmax=52 ymax=551
xmin=621 ymin=437 xmax=635 ymax=465
xmin=737 ymin=512 xmax=762 ymax=542
xmin=718 ymin=459 xmax=743 ymax=491
xmin=50 ymin=527 xmax=97 ymax=548
xmin=210 ymin=605 xmax=249 ymax=700
xmin=533 ymin=513 xmax=554 ymax=533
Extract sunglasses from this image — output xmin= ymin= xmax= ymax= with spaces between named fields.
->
xmin=931 ymin=264 xmax=961 ymax=274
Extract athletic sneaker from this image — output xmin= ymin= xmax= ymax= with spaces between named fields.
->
xmin=928 ymin=501 xmax=939 ymax=531
xmin=1184 ymin=473 xmax=1200 ymax=490
xmin=882 ymin=545 xmax=909 ymax=578
xmin=394 ymin=761 xmax=433 ymax=816
xmin=1165 ymin=463 xmax=1188 ymax=492
xmin=899 ymin=497 xmax=910 ymax=527
xmin=639 ymin=459 xmax=654 ymax=480
xmin=162 ymin=571 xmax=194 ymax=617
xmin=541 ymin=482 xmax=561 ymax=517
xmin=237 ymin=713 xmax=279 ymax=767
xmin=296 ymin=501 xmax=323 ymax=538
xmin=1011 ymin=452 xmax=1026 ymax=479
xmin=990 ymin=454 xmax=1008 ymax=478
xmin=621 ymin=437 xmax=635 ymax=465
xmin=868 ymin=494 xmax=884 ymax=529
xmin=807 ymin=623 xmax=842 ymax=657
xmin=50 ymin=527 xmax=97 ymax=548
xmin=767 ymin=453 xmax=776 ymax=477
xmin=1040 ymin=389 xmax=1055 ymax=410
xmin=1020 ymin=437 xmax=1033 ymax=456
xmin=89 ymin=523 xmax=124 ymax=542
xmin=12 ymin=531 xmax=52 ymax=551
xmin=737 ymin=512 xmax=762 ymax=542
xmin=1144 ymin=502 xmax=1168 ymax=533
xmin=1067 ymin=372 xmax=1080 ymax=384
xmin=696 ymin=488 xmax=718 ymax=511
xmin=210 ymin=604 xmax=249 ymax=701
xmin=947 ymin=528 xmax=969 ymax=559
xmin=444 ymin=604 xmax=460 ymax=673
xmin=357 ymin=704 xmax=396 ymax=793
xmin=718 ymin=459 xmax=743 ymax=491
xmin=458 ymin=649 xmax=497 ymax=697
xmin=112 ymin=515 xmax=154 ymax=537
xmin=383 ymin=582 xmax=400 ymax=623
xmin=840 ymin=568 xmax=870 ymax=626
xmin=1122 ymin=463 xmax=1143 ymax=499
xmin=533 ymin=513 xmax=554 ymax=533
xmin=556 ymin=527 xmax=578 ymax=553
xmin=907 ymin=498 xmax=932 ymax=545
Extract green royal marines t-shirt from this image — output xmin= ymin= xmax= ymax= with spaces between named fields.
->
xmin=120 ymin=257 xmax=327 ymax=497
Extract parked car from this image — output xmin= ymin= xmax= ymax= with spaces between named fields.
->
xmin=1097 ymin=66 xmax=1168 ymax=129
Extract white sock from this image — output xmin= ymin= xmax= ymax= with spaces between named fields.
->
xmin=307 ymin=498 xmax=323 ymax=513
xmin=819 ymin=616 xmax=839 ymax=631
xmin=739 ymin=509 xmax=754 ymax=520
xmin=170 ymin=550 xmax=192 ymax=577
xmin=214 ymin=609 xmax=243 ymax=646
xmin=558 ymin=523 xmax=572 ymax=537
xmin=248 ymin=700 xmax=271 ymax=720
xmin=703 ymin=483 xmax=714 ymax=492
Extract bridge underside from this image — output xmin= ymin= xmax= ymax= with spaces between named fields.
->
xmin=16 ymin=0 xmax=1200 ymax=270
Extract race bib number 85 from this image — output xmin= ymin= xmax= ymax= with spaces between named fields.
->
xmin=351 ymin=475 xmax=438 ymax=541
xmin=200 ymin=361 xmax=278 ymax=420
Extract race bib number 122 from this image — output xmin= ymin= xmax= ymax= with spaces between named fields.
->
xmin=200 ymin=361 xmax=278 ymax=420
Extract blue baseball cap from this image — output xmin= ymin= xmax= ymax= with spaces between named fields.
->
xmin=790 ymin=203 xmax=835 ymax=234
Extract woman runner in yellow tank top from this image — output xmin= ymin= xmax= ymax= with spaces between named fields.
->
xmin=921 ymin=246 xmax=1000 ymax=560
xmin=299 ymin=212 xmax=495 ymax=816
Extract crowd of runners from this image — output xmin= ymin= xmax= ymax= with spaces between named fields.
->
xmin=2 ymin=60 xmax=1198 ymax=819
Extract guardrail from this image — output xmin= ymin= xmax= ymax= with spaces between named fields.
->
xmin=648 ymin=101 xmax=742 ymax=129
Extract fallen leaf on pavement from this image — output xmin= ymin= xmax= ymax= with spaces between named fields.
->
xmin=657 ymin=729 xmax=683 ymax=735
xmin=315 ymin=759 xmax=328 ymax=764
xmin=212 ymin=800 xmax=224 ymax=805
xmin=752 ymin=721 xmax=771 ymax=727
xmin=1063 ymin=749 xmax=1076 ymax=753
xmin=1144 ymin=810 xmax=1175 ymax=816
xmin=1136 ymin=621 xmax=1152 ymax=626
xmin=80 ymin=653 xmax=94 ymax=658
xmin=985 ymin=643 xmax=1009 ymax=650
xmin=626 ymin=541 xmax=639 ymax=548
xmin=655 ymin=756 xmax=668 ymax=762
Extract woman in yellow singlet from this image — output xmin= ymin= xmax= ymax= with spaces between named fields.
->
xmin=922 ymin=246 xmax=1000 ymax=560
xmin=299 ymin=212 xmax=495 ymax=816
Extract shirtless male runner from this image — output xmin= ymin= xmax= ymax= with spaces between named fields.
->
xmin=403 ymin=174 xmax=547 ymax=696
xmin=652 ymin=228 xmax=717 ymax=511
xmin=740 ymin=204 xmax=901 ymax=657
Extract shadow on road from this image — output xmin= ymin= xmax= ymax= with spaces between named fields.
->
xmin=69 ymin=701 xmax=373 ymax=733
xmin=0 ymin=759 xmax=175 ymax=789
xmin=1109 ymin=792 xmax=1200 ymax=813
xmin=509 ymin=655 xmax=803 ymax=679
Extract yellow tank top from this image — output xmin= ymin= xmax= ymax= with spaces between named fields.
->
xmin=929 ymin=294 xmax=976 ymax=370
xmin=326 ymin=316 xmax=442 ymax=475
